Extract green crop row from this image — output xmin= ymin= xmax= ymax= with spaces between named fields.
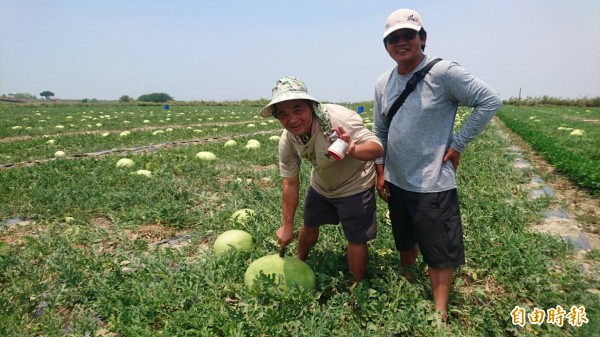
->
xmin=497 ymin=106 xmax=600 ymax=195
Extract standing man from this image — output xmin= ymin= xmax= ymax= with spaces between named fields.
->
xmin=372 ymin=9 xmax=502 ymax=322
xmin=260 ymin=76 xmax=384 ymax=282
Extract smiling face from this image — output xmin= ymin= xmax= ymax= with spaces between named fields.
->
xmin=385 ymin=28 xmax=426 ymax=75
xmin=274 ymin=99 xmax=314 ymax=137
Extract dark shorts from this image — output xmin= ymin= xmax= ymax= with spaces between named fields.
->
xmin=304 ymin=186 xmax=377 ymax=244
xmin=387 ymin=183 xmax=465 ymax=268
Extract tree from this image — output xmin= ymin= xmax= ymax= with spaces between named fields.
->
xmin=14 ymin=93 xmax=36 ymax=99
xmin=40 ymin=91 xmax=55 ymax=99
xmin=119 ymin=95 xmax=133 ymax=103
xmin=137 ymin=92 xmax=173 ymax=103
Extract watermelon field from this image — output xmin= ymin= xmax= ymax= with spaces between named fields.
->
xmin=0 ymin=103 xmax=598 ymax=336
xmin=497 ymin=106 xmax=600 ymax=196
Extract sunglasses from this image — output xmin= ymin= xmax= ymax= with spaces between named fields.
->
xmin=385 ymin=30 xmax=418 ymax=45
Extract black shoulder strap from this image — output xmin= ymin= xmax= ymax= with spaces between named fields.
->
xmin=386 ymin=58 xmax=442 ymax=125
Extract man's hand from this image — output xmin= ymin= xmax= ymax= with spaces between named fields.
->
xmin=377 ymin=176 xmax=389 ymax=202
xmin=331 ymin=126 xmax=384 ymax=160
xmin=442 ymin=147 xmax=461 ymax=171
xmin=375 ymin=163 xmax=389 ymax=202
xmin=276 ymin=225 xmax=294 ymax=248
xmin=331 ymin=126 xmax=355 ymax=156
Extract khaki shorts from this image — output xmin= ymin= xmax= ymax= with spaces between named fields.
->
xmin=303 ymin=186 xmax=377 ymax=244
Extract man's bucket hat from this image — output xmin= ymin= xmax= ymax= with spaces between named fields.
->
xmin=260 ymin=76 xmax=320 ymax=118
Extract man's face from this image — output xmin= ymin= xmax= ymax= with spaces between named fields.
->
xmin=274 ymin=99 xmax=313 ymax=136
xmin=385 ymin=28 xmax=425 ymax=66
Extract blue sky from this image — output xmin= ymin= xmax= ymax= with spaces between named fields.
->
xmin=1 ymin=0 xmax=599 ymax=102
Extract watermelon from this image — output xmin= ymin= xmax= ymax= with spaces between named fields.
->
xmin=244 ymin=254 xmax=316 ymax=291
xmin=134 ymin=169 xmax=152 ymax=177
xmin=213 ymin=229 xmax=253 ymax=256
xmin=245 ymin=139 xmax=261 ymax=150
xmin=224 ymin=139 xmax=237 ymax=147
xmin=231 ymin=208 xmax=255 ymax=224
xmin=116 ymin=158 xmax=135 ymax=168
xmin=196 ymin=151 xmax=217 ymax=161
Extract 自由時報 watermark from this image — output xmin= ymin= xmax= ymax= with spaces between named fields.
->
xmin=511 ymin=305 xmax=588 ymax=327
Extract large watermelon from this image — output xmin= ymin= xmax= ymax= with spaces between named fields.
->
xmin=244 ymin=254 xmax=316 ymax=291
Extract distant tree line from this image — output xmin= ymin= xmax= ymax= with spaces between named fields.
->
xmin=2 ymin=92 xmax=599 ymax=107
xmin=503 ymin=95 xmax=600 ymax=107
xmin=5 ymin=93 xmax=37 ymax=99
xmin=184 ymin=98 xmax=271 ymax=107
xmin=137 ymin=92 xmax=173 ymax=103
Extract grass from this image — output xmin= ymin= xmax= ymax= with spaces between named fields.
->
xmin=0 ymin=104 xmax=598 ymax=336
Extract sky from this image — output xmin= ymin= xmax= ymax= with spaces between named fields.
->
xmin=1 ymin=0 xmax=599 ymax=102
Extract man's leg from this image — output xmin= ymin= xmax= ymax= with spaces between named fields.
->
xmin=429 ymin=266 xmax=454 ymax=322
xmin=347 ymin=242 xmax=368 ymax=282
xmin=399 ymin=243 xmax=420 ymax=281
xmin=297 ymin=224 xmax=319 ymax=260
xmin=387 ymin=183 xmax=420 ymax=281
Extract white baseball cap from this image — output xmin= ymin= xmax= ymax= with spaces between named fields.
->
xmin=383 ymin=9 xmax=424 ymax=39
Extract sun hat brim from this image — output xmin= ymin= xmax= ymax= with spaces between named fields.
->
xmin=259 ymin=92 xmax=319 ymax=117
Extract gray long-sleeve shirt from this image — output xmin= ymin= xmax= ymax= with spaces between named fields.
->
xmin=373 ymin=56 xmax=502 ymax=193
